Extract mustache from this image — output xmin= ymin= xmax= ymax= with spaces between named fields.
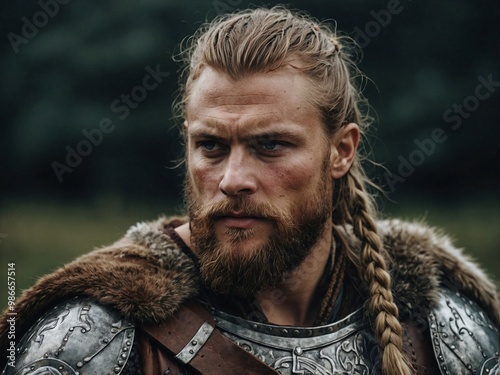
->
xmin=191 ymin=198 xmax=292 ymax=224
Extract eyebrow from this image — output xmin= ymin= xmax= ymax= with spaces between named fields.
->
xmin=187 ymin=122 xmax=227 ymax=140
xmin=188 ymin=129 xmax=226 ymax=142
xmin=187 ymin=126 xmax=306 ymax=144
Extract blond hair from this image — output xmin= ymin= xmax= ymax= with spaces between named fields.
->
xmin=175 ymin=6 xmax=413 ymax=375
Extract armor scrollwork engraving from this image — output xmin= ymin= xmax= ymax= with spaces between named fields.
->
xmin=213 ymin=308 xmax=381 ymax=375
xmin=428 ymin=288 xmax=500 ymax=375
xmin=2 ymin=298 xmax=135 ymax=375
xmin=34 ymin=304 xmax=71 ymax=347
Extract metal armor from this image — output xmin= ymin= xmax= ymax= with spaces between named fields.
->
xmin=213 ymin=287 xmax=500 ymax=375
xmin=213 ymin=305 xmax=381 ymax=374
xmin=3 ymin=288 xmax=498 ymax=375
xmin=428 ymin=289 xmax=499 ymax=375
xmin=2 ymin=297 xmax=135 ymax=375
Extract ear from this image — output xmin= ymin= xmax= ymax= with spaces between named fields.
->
xmin=329 ymin=123 xmax=360 ymax=179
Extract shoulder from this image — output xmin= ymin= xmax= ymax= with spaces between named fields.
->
xmin=2 ymin=297 xmax=135 ymax=374
xmin=428 ymin=287 xmax=500 ymax=374
xmin=0 ymin=216 xmax=198 ymax=369
xmin=376 ymin=219 xmax=500 ymax=325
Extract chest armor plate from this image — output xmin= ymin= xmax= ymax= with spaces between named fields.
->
xmin=213 ymin=287 xmax=500 ymax=375
xmin=213 ymin=308 xmax=381 ymax=375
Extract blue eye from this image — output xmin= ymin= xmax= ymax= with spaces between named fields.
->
xmin=263 ymin=141 xmax=278 ymax=150
xmin=260 ymin=141 xmax=284 ymax=152
xmin=200 ymin=141 xmax=221 ymax=151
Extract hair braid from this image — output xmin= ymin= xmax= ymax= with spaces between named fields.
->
xmin=340 ymin=169 xmax=414 ymax=375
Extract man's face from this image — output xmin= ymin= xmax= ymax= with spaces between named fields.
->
xmin=184 ymin=67 xmax=334 ymax=296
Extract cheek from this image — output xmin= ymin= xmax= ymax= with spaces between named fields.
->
xmin=265 ymin=160 xmax=320 ymax=194
xmin=189 ymin=161 xmax=221 ymax=196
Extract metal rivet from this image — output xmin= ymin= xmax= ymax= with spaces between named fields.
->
xmin=294 ymin=347 xmax=303 ymax=356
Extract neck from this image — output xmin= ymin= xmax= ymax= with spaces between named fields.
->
xmin=255 ymin=221 xmax=333 ymax=326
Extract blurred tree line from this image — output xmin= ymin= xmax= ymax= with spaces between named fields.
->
xmin=1 ymin=0 xmax=498 ymax=206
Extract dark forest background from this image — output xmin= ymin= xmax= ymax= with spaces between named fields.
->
xmin=1 ymin=0 xmax=499 ymax=308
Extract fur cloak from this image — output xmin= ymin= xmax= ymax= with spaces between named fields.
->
xmin=1 ymin=216 xmax=499 ymax=369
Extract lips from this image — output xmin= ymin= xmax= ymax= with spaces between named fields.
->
xmin=216 ymin=213 xmax=264 ymax=229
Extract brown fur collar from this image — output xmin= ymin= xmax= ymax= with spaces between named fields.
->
xmin=1 ymin=217 xmax=499 ymax=362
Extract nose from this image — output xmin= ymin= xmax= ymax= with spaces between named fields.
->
xmin=219 ymin=148 xmax=257 ymax=196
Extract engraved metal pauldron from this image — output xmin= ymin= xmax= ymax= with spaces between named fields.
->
xmin=2 ymin=297 xmax=135 ymax=375
xmin=428 ymin=288 xmax=500 ymax=375
xmin=213 ymin=308 xmax=381 ymax=375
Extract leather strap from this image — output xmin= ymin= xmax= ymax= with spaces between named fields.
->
xmin=402 ymin=323 xmax=441 ymax=375
xmin=140 ymin=301 xmax=278 ymax=374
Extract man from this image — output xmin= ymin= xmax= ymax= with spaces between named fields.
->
xmin=1 ymin=6 xmax=499 ymax=375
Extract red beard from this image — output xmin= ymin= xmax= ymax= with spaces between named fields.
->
xmin=186 ymin=163 xmax=332 ymax=297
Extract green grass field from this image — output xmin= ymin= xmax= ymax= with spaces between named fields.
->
xmin=1 ymin=197 xmax=498 ymax=311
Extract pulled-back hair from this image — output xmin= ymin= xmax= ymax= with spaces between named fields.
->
xmin=174 ymin=6 xmax=413 ymax=375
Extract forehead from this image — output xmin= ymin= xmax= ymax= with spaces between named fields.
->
xmin=186 ymin=67 xmax=320 ymax=125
